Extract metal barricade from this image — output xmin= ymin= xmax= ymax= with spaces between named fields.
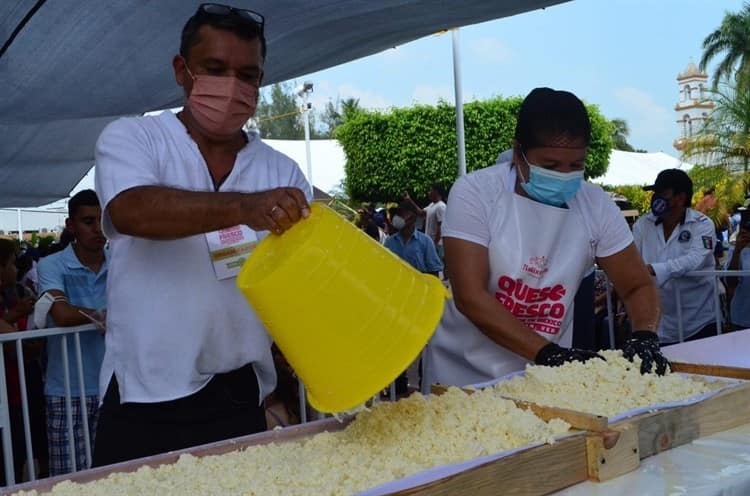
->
xmin=599 ymin=269 xmax=750 ymax=345
xmin=671 ymin=269 xmax=750 ymax=342
xmin=0 ymin=324 xmax=97 ymax=486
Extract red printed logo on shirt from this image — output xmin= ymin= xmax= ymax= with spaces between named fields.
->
xmin=522 ymin=256 xmax=549 ymax=278
xmin=495 ymin=275 xmax=567 ymax=335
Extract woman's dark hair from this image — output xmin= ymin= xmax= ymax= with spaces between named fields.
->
xmin=0 ymin=239 xmax=16 ymax=268
xmin=180 ymin=8 xmax=266 ymax=61
xmin=515 ymin=87 xmax=591 ymax=150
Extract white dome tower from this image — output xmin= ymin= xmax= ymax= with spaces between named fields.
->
xmin=674 ymin=60 xmax=714 ymax=153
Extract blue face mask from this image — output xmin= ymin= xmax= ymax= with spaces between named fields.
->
xmin=519 ymin=153 xmax=584 ymax=207
xmin=650 ymin=196 xmax=670 ymax=217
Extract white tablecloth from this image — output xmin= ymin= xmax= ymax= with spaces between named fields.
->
xmin=555 ymin=330 xmax=750 ymax=495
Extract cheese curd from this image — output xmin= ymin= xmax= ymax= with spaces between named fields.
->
xmin=16 ymin=388 xmax=569 ymax=496
xmin=492 ymin=350 xmax=724 ymax=417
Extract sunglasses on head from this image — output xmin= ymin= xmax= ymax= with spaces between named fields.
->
xmin=197 ymin=3 xmax=265 ymax=33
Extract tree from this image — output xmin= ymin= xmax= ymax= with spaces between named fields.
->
xmin=337 ymin=96 xmax=614 ymax=203
xmin=700 ymin=3 xmax=750 ymax=89
xmin=255 ymin=82 xmax=304 ymax=139
xmin=611 ymin=118 xmax=635 ymax=152
xmin=684 ymin=82 xmax=750 ymax=174
xmin=319 ymin=97 xmax=362 ymax=138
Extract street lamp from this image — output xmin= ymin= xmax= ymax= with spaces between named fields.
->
xmin=296 ymin=81 xmax=314 ymax=197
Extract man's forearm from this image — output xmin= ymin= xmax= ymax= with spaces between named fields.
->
xmin=108 ymin=186 xmax=249 ymax=239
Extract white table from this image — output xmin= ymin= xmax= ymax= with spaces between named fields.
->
xmin=661 ymin=329 xmax=750 ymax=368
xmin=555 ymin=330 xmax=750 ymax=495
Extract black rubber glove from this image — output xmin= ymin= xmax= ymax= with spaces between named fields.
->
xmin=622 ymin=330 xmax=671 ymax=375
xmin=534 ymin=342 xmax=605 ymax=367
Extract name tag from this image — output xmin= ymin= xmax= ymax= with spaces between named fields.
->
xmin=205 ymin=225 xmax=258 ymax=280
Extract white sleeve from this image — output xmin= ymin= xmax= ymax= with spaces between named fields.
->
xmin=94 ymin=118 xmax=160 ymax=238
xmin=652 ymin=217 xmax=715 ymax=286
xmin=442 ymin=175 xmax=490 ymax=247
xmin=593 ymin=189 xmax=634 ymax=258
xmin=435 ymin=202 xmax=446 ymax=223
xmin=288 ymin=160 xmax=313 ymax=203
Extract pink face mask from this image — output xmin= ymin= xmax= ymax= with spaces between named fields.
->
xmin=183 ymin=63 xmax=259 ymax=136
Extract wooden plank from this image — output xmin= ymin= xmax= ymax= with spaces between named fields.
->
xmin=429 ymin=385 xmax=608 ymax=432
xmin=585 ymin=425 xmax=639 ymax=482
xmin=612 ymin=381 xmax=750 ymax=459
xmin=505 ymin=397 xmax=609 ymax=433
xmin=390 ymin=435 xmax=589 ymax=496
xmin=671 ymin=361 xmax=750 ymax=380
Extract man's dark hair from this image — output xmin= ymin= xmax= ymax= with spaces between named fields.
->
xmin=398 ymin=201 xmax=418 ymax=217
xmin=68 ymin=190 xmax=100 ymax=219
xmin=515 ymin=87 xmax=591 ymax=150
xmin=431 ymin=183 xmax=447 ymax=201
xmin=180 ymin=8 xmax=267 ymax=61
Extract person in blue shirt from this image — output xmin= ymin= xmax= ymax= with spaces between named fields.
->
xmin=385 ymin=202 xmax=444 ymax=277
xmin=384 ymin=201 xmax=443 ymax=394
xmin=727 ymin=208 xmax=750 ymax=330
xmin=37 ymin=190 xmax=107 ymax=476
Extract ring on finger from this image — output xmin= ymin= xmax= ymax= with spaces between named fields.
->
xmin=270 ymin=205 xmax=281 ymax=216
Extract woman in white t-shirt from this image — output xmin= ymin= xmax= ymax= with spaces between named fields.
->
xmin=423 ymin=88 xmax=669 ymax=388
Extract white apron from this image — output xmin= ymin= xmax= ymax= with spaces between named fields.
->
xmin=423 ymin=178 xmax=594 ymax=388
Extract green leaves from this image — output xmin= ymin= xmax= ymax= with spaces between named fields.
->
xmin=338 ymin=96 xmax=614 ymax=203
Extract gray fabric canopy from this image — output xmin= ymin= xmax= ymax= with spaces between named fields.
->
xmin=0 ymin=0 xmax=568 ymax=207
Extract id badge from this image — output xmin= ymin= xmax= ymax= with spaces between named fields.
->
xmin=205 ymin=225 xmax=258 ymax=280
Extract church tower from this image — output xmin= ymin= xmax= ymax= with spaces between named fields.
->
xmin=673 ymin=60 xmax=714 ymax=153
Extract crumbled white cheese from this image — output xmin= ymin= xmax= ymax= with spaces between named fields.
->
xmin=15 ymin=388 xmax=569 ymax=496
xmin=492 ymin=350 xmax=724 ymax=417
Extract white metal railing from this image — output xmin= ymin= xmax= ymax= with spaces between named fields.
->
xmin=0 ymin=324 xmax=97 ymax=486
xmin=598 ymin=269 xmax=750 ymax=346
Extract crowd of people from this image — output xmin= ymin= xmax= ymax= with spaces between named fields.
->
xmin=2 ymin=2 xmax=750 ymax=488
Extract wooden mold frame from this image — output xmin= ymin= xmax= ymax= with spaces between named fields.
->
xmin=5 ymin=363 xmax=749 ymax=496
xmin=427 ymin=361 xmax=750 ymax=487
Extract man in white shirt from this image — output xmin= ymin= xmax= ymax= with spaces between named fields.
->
xmin=92 ymin=4 xmax=311 ymax=466
xmin=404 ymin=183 xmax=447 ymax=253
xmin=632 ymin=169 xmax=718 ymax=344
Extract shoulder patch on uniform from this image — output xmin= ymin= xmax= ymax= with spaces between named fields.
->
xmin=702 ymin=235 xmax=713 ymax=250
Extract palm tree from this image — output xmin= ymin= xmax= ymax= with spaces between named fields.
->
xmin=340 ymin=97 xmax=362 ymax=121
xmin=684 ymin=82 xmax=750 ymax=176
xmin=700 ymin=3 xmax=750 ymax=89
xmin=611 ymin=118 xmax=635 ymax=152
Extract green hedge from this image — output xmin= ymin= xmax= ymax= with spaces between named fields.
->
xmin=336 ymin=96 xmax=614 ymax=203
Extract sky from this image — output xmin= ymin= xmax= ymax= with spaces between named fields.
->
xmin=2 ymin=0 xmax=744 ymax=232
xmin=292 ymin=0 xmax=744 ymax=155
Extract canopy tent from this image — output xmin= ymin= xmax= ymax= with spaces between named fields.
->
xmin=594 ymin=150 xmax=693 ymax=187
xmin=0 ymin=0 xmax=569 ymax=208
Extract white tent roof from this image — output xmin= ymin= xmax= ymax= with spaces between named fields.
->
xmin=0 ymin=0 xmax=569 ymax=208
xmin=265 ymin=139 xmax=346 ymax=194
xmin=595 ymin=150 xmax=693 ymax=187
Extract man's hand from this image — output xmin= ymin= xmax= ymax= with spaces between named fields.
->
xmin=534 ymin=342 xmax=605 ymax=367
xmin=622 ymin=331 xmax=670 ymax=375
xmin=241 ymin=188 xmax=311 ymax=234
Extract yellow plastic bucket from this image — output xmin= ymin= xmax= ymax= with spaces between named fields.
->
xmin=237 ymin=203 xmax=447 ymax=413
